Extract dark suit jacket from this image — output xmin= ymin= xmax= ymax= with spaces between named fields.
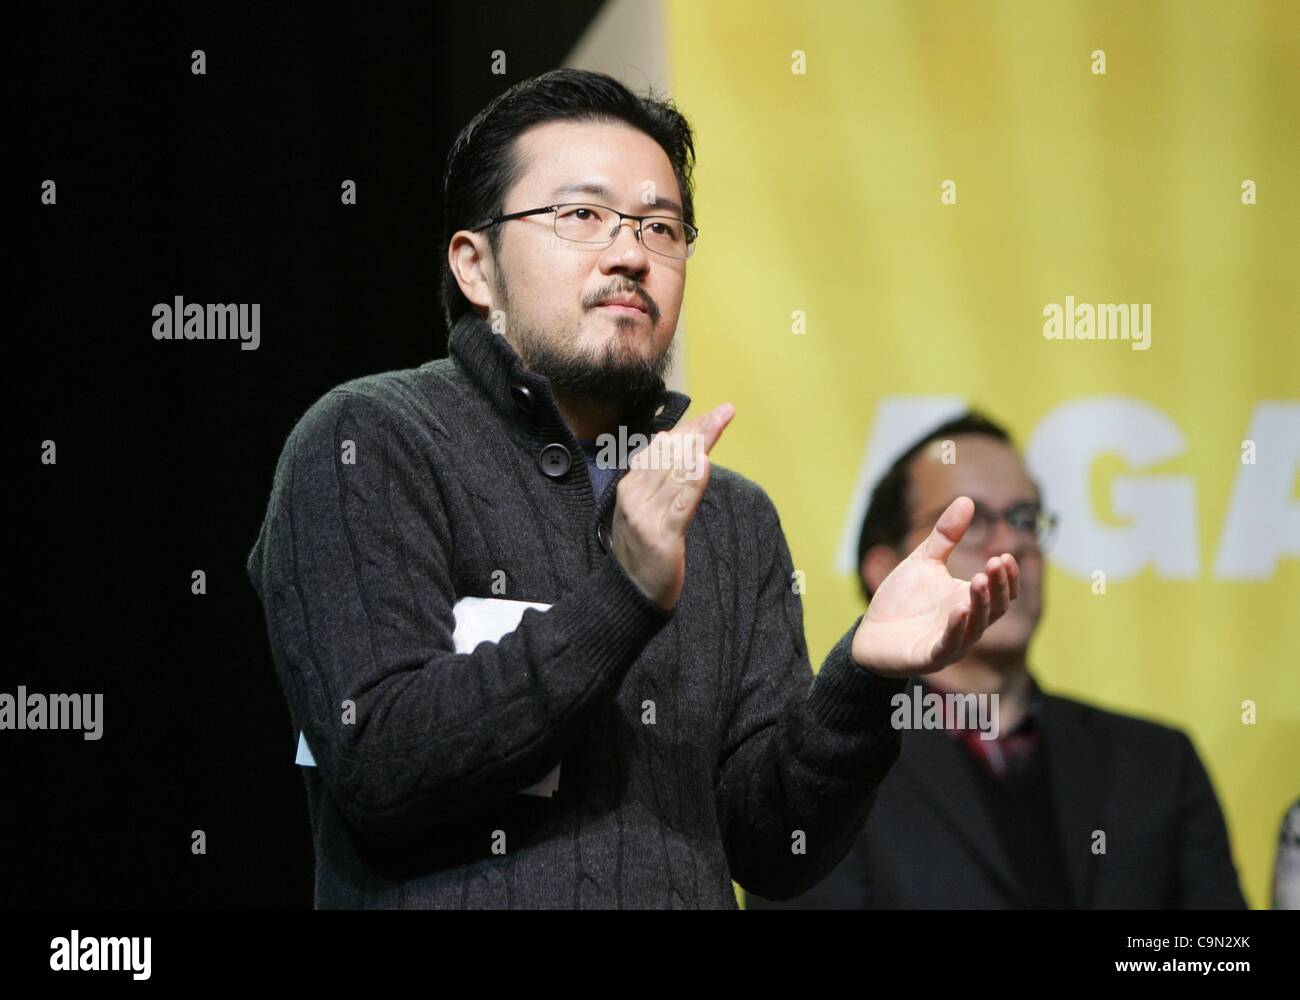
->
xmin=746 ymin=678 xmax=1247 ymax=909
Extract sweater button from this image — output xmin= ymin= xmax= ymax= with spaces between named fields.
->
xmin=597 ymin=520 xmax=612 ymax=552
xmin=539 ymin=443 xmax=571 ymax=478
xmin=510 ymin=383 xmax=533 ymax=413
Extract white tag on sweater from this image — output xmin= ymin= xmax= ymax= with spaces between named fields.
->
xmin=295 ymin=595 xmax=562 ymax=797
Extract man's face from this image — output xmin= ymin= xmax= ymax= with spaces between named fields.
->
xmin=477 ymin=119 xmax=687 ymax=407
xmin=898 ymin=434 xmax=1046 ymax=656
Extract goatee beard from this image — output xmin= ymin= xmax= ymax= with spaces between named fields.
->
xmin=511 ymin=317 xmax=676 ymax=411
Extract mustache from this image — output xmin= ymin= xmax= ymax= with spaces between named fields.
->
xmin=589 ymin=285 xmax=660 ymax=325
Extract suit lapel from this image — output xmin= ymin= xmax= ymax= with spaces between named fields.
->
xmin=899 ymin=718 xmax=1026 ymax=905
xmin=1040 ymin=692 xmax=1110 ymax=908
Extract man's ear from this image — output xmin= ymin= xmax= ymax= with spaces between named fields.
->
xmin=447 ymin=231 xmax=495 ymax=312
xmin=862 ymin=543 xmax=903 ymax=597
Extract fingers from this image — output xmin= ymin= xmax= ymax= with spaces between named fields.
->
xmin=631 ymin=402 xmax=733 ymax=506
xmin=930 ymin=576 xmax=989 ymax=668
xmin=677 ymin=402 xmax=734 ymax=456
xmin=660 ymin=452 xmax=712 ymax=533
xmin=1004 ymin=553 xmax=1020 ymax=601
xmin=983 ymin=555 xmax=1011 ymax=623
xmin=955 ymin=555 xmax=1020 ymax=658
xmin=931 ymin=601 xmax=970 ymax=664
xmin=964 ymin=572 xmax=991 ymax=646
xmin=978 ymin=553 xmax=1020 ymax=625
xmin=625 ymin=429 xmax=694 ymax=501
xmin=915 ymin=497 xmax=974 ymax=564
xmin=618 ymin=402 xmax=727 ymax=542
xmin=639 ymin=429 xmax=704 ymax=506
xmin=926 ymin=553 xmax=1024 ymax=670
xmin=657 ymin=403 xmax=732 ymax=472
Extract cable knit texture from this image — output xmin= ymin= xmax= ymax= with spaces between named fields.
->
xmin=246 ymin=312 xmax=906 ymax=908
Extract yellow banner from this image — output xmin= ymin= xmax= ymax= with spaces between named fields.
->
xmin=669 ymin=0 xmax=1299 ymax=908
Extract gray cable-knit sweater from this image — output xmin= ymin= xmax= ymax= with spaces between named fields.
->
xmin=245 ymin=312 xmax=906 ymax=908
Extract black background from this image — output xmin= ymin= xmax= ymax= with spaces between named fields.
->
xmin=18 ymin=1 xmax=606 ymax=907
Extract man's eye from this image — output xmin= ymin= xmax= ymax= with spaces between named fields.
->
xmin=1008 ymin=507 xmax=1039 ymax=529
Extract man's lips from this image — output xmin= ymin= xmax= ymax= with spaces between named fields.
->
xmin=598 ymin=302 xmax=647 ymax=316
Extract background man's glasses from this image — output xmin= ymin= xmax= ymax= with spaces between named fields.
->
xmin=909 ymin=499 xmax=1058 ymax=551
xmin=470 ymin=202 xmax=699 ymax=259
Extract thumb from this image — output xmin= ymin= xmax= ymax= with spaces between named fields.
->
xmin=914 ymin=496 xmax=974 ymax=564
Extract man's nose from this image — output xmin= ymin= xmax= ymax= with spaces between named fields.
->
xmin=986 ymin=516 xmax=1032 ymax=557
xmin=599 ymin=220 xmax=649 ymax=273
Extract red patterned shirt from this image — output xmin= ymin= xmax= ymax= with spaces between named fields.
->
xmin=918 ymin=676 xmax=1044 ymax=779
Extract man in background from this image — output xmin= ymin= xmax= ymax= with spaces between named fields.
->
xmin=747 ymin=411 xmax=1246 ymax=909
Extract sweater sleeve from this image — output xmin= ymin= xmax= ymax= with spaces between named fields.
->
xmin=246 ymin=388 xmax=672 ymax=849
xmin=714 ymin=485 xmax=906 ymax=901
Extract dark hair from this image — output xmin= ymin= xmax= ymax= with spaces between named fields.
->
xmin=439 ymin=68 xmax=697 ymax=333
xmin=856 ymin=411 xmax=1020 ymax=602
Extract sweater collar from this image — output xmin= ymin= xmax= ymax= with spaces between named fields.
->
xmin=447 ymin=311 xmax=692 ymax=441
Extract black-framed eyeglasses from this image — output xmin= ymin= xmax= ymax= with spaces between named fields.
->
xmin=908 ymin=499 xmax=1059 ymax=551
xmin=469 ymin=203 xmax=699 ymax=260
